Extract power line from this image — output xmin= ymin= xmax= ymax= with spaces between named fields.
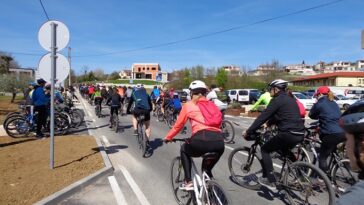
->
xmin=39 ymin=0 xmax=50 ymax=20
xmin=73 ymin=0 xmax=344 ymax=58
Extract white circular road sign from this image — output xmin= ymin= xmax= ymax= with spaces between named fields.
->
xmin=38 ymin=20 xmax=70 ymax=52
xmin=38 ymin=53 xmax=70 ymax=84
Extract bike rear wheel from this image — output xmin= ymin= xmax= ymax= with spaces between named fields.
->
xmin=331 ymin=159 xmax=358 ymax=195
xmin=221 ymin=120 xmax=235 ymax=144
xmin=202 ymin=179 xmax=231 ymax=205
xmin=137 ymin=122 xmax=148 ymax=157
xmin=170 ymin=157 xmax=194 ymax=205
xmin=228 ymin=147 xmax=262 ymax=190
xmin=283 ymin=161 xmax=335 ymax=205
xmin=112 ymin=113 xmax=118 ymax=133
xmin=5 ymin=116 xmax=30 ymax=138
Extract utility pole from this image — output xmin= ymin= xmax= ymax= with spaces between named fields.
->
xmin=68 ymin=47 xmax=71 ymax=86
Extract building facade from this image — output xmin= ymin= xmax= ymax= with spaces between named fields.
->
xmin=9 ymin=67 xmax=35 ymax=79
xmin=131 ymin=63 xmax=161 ymax=80
xmin=292 ymin=72 xmax=364 ymax=87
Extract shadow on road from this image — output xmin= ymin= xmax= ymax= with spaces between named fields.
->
xmin=104 ymin=144 xmax=128 ymax=154
xmin=143 ymin=138 xmax=164 ymax=158
xmin=55 ymin=147 xmax=102 ymax=168
xmin=67 ymin=124 xmax=110 ymax=135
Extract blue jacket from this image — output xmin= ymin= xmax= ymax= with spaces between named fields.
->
xmin=309 ymin=96 xmax=343 ymax=134
xmin=32 ymin=86 xmax=48 ymax=106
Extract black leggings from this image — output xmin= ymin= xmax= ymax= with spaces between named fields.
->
xmin=261 ymin=132 xmax=303 ymax=183
xmin=181 ymin=130 xmax=225 ymax=182
xmin=319 ymin=133 xmax=346 ymax=173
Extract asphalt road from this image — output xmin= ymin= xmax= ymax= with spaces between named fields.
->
xmin=76 ymin=96 xmax=326 ymax=205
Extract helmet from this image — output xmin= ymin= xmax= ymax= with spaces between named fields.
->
xmin=314 ymin=86 xmax=330 ymax=97
xmin=189 ymin=80 xmax=207 ymax=90
xmin=268 ymin=79 xmax=288 ymax=90
xmin=45 ymin=83 xmax=51 ymax=89
xmin=340 ymin=101 xmax=364 ymax=134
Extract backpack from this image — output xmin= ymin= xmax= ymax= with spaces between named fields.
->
xmin=132 ymin=90 xmax=150 ymax=110
xmin=196 ymin=100 xmax=222 ymax=128
xmin=152 ymin=89 xmax=160 ymax=99
xmin=173 ymin=98 xmax=182 ymax=110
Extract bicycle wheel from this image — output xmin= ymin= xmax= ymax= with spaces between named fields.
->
xmin=228 ymin=147 xmax=262 ymax=190
xmin=170 ymin=157 xmax=194 ymax=205
xmin=202 ymin=179 xmax=231 ymax=205
xmin=331 ymin=159 xmax=358 ymax=195
xmin=157 ymin=108 xmax=164 ymax=122
xmin=70 ymin=110 xmax=83 ymax=128
xmin=137 ymin=122 xmax=147 ymax=156
xmin=221 ymin=120 xmax=235 ymax=144
xmin=283 ymin=161 xmax=335 ymax=205
xmin=3 ymin=112 xmax=22 ymax=128
xmin=5 ymin=116 xmax=30 ymax=138
xmin=292 ymin=146 xmax=312 ymax=176
xmin=53 ymin=113 xmax=70 ymax=135
xmin=113 ymin=114 xmax=118 ymax=133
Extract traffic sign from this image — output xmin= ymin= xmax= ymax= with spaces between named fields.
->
xmin=38 ymin=20 xmax=70 ymax=52
xmin=38 ymin=53 xmax=70 ymax=83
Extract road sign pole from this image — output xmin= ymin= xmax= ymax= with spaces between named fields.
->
xmin=50 ymin=22 xmax=58 ymax=169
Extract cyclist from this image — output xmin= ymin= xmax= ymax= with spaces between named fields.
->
xmin=309 ymin=86 xmax=346 ymax=174
xmin=93 ymin=87 xmax=103 ymax=114
xmin=243 ymin=79 xmax=305 ymax=191
xmin=126 ymin=84 xmax=153 ymax=144
xmin=251 ymin=88 xmax=272 ymax=111
xmin=336 ymin=101 xmax=364 ymax=205
xmin=150 ymin=86 xmax=160 ymax=112
xmin=161 ymin=92 xmax=172 ymax=115
xmin=88 ymin=84 xmax=95 ymax=100
xmin=32 ymin=78 xmax=48 ymax=139
xmin=101 ymin=86 xmax=108 ymax=104
xmin=107 ymin=87 xmax=123 ymax=128
xmin=206 ymin=84 xmax=227 ymax=111
xmin=164 ymin=80 xmax=225 ymax=190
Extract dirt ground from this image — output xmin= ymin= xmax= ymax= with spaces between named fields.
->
xmin=0 ymin=135 xmax=104 ymax=205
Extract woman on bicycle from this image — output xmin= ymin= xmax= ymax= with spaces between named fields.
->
xmin=337 ymin=101 xmax=364 ymax=205
xmin=107 ymin=87 xmax=123 ymax=128
xmin=164 ymin=80 xmax=224 ymax=191
xmin=309 ymin=86 xmax=346 ymax=174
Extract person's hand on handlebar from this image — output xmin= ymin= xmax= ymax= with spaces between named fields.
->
xmin=164 ymin=138 xmax=172 ymax=143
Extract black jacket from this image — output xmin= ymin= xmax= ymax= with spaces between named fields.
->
xmin=309 ymin=96 xmax=344 ymax=135
xmin=107 ymin=93 xmax=122 ymax=107
xmin=246 ymin=91 xmax=304 ymax=134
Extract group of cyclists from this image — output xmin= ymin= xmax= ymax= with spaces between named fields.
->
xmin=77 ymin=78 xmax=364 ymax=204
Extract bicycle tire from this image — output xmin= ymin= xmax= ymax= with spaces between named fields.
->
xmin=283 ymin=161 xmax=335 ymax=205
xmin=221 ymin=120 xmax=235 ymax=144
xmin=170 ymin=157 xmax=194 ymax=205
xmin=157 ymin=108 xmax=164 ymax=122
xmin=5 ymin=116 xmax=30 ymax=138
xmin=331 ymin=159 xmax=358 ymax=195
xmin=291 ymin=146 xmax=312 ymax=176
xmin=3 ymin=112 xmax=22 ymax=128
xmin=69 ymin=110 xmax=83 ymax=128
xmin=228 ymin=147 xmax=262 ymax=190
xmin=113 ymin=113 xmax=118 ymax=133
xmin=202 ymin=179 xmax=231 ymax=205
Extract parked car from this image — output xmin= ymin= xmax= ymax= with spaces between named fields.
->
xmin=227 ymin=89 xmax=249 ymax=104
xmin=246 ymin=89 xmax=261 ymax=104
xmin=334 ymin=96 xmax=357 ymax=110
xmin=182 ymin=89 xmax=191 ymax=101
xmin=292 ymin=92 xmax=315 ymax=110
xmin=176 ymin=90 xmax=188 ymax=102
xmin=302 ymin=89 xmax=316 ymax=98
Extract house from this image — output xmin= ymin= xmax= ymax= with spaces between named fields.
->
xmin=9 ymin=67 xmax=35 ymax=79
xmin=222 ymin=65 xmax=243 ymax=76
xmin=284 ymin=64 xmax=316 ymax=75
xmin=292 ymin=72 xmax=364 ymax=87
xmin=247 ymin=64 xmax=277 ymax=76
xmin=119 ymin=69 xmax=131 ymax=79
xmin=131 ymin=63 xmax=161 ymax=80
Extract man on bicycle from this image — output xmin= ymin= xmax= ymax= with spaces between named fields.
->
xmin=126 ymin=84 xmax=153 ymax=145
xmin=337 ymin=101 xmax=364 ymax=205
xmin=150 ymin=86 xmax=160 ymax=112
xmin=107 ymin=87 xmax=123 ymax=128
xmin=93 ymin=87 xmax=103 ymax=113
xmin=243 ymin=79 xmax=305 ymax=190
xmin=164 ymin=80 xmax=225 ymax=191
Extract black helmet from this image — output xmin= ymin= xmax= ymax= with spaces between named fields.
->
xmin=268 ymin=79 xmax=288 ymax=90
xmin=340 ymin=100 xmax=364 ymax=134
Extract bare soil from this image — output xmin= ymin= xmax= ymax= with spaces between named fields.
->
xmin=0 ymin=135 xmax=104 ymax=205
xmin=0 ymin=96 xmax=22 ymax=124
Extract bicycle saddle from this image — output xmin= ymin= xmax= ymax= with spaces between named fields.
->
xmin=202 ymin=152 xmax=220 ymax=160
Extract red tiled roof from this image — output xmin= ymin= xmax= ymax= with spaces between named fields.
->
xmin=292 ymin=72 xmax=364 ymax=82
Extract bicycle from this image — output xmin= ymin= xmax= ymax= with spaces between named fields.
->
xmin=136 ymin=113 xmax=149 ymax=157
xmin=228 ymin=127 xmax=335 ymax=205
xmin=304 ymin=122 xmax=358 ymax=195
xmin=169 ymin=138 xmax=231 ymax=205
xmin=110 ymin=106 xmax=119 ymax=133
xmin=220 ymin=120 xmax=235 ymax=144
xmin=94 ymin=99 xmax=102 ymax=118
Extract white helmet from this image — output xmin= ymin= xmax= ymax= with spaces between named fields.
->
xmin=268 ymin=79 xmax=288 ymax=90
xmin=189 ymin=80 xmax=207 ymax=90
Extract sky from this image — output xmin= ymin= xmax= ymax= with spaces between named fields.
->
xmin=0 ymin=0 xmax=364 ymax=74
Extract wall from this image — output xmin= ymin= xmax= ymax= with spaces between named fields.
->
xmin=336 ymin=77 xmax=361 ymax=87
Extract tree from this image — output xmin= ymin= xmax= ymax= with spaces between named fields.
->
xmin=182 ymin=68 xmax=192 ymax=88
xmin=0 ymin=73 xmax=31 ymax=102
xmin=215 ymin=68 xmax=228 ymax=88
xmin=0 ymin=52 xmax=20 ymax=74
xmin=81 ymin=65 xmax=89 ymax=82
xmin=93 ymin=68 xmax=106 ymax=81
xmin=108 ymin=71 xmax=120 ymax=80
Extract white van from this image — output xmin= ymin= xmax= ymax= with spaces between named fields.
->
xmin=227 ymin=89 xmax=249 ymax=104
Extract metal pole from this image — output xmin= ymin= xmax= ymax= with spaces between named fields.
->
xmin=50 ymin=22 xmax=58 ymax=169
xmin=68 ymin=47 xmax=71 ymax=86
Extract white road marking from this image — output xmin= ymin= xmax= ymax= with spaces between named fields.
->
xmin=102 ymin=135 xmax=111 ymax=147
xmin=108 ymin=176 xmax=128 ymax=205
xmin=226 ymin=145 xmax=282 ymax=169
xmin=118 ymin=164 xmax=151 ymax=205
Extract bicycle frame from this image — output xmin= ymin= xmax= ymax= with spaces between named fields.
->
xmin=190 ymin=158 xmax=210 ymax=205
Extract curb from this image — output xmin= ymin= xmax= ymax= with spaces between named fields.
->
xmin=34 ymin=104 xmax=114 ymax=205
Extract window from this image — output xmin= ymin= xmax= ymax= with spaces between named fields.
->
xmin=238 ymin=90 xmax=248 ymax=95
xmin=147 ymin=67 xmax=150 ymax=70
xmin=230 ymin=90 xmax=236 ymax=95
xmin=152 ymin=67 xmax=156 ymax=70
xmin=138 ymin=68 xmax=141 ymax=72
xmin=143 ymin=67 xmax=145 ymax=70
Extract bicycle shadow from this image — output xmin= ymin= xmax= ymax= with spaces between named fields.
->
xmin=144 ymin=138 xmax=164 ymax=158
xmin=104 ymin=144 xmax=128 ymax=154
xmin=0 ymin=138 xmax=37 ymax=148
xmin=257 ymin=187 xmax=290 ymax=205
xmin=55 ymin=147 xmax=102 ymax=168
